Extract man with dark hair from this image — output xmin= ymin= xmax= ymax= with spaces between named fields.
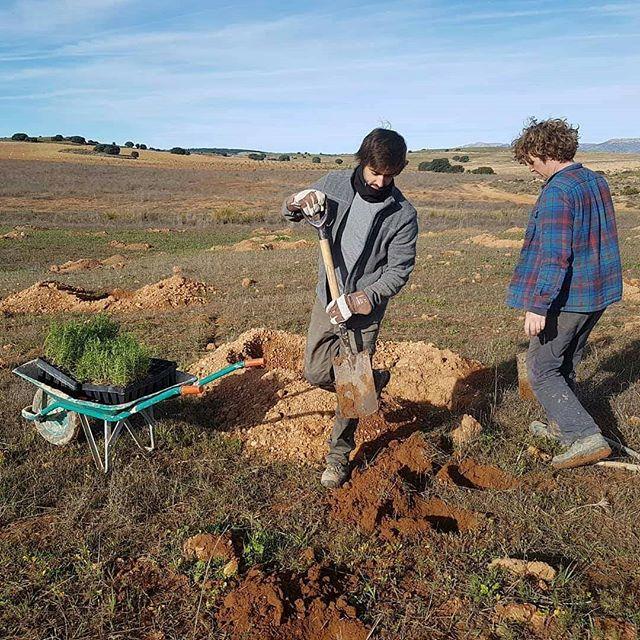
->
xmin=283 ymin=128 xmax=418 ymax=488
xmin=507 ymin=117 xmax=622 ymax=468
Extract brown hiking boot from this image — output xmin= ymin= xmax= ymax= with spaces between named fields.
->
xmin=551 ymin=433 xmax=611 ymax=470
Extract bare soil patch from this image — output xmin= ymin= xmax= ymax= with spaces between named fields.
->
xmin=49 ymin=255 xmax=126 ymax=273
xmin=109 ymin=240 xmax=152 ymax=251
xmin=436 ymin=459 xmax=519 ymax=490
xmin=216 ymin=563 xmax=369 ymax=640
xmin=0 ymin=275 xmax=210 ymax=314
xmin=463 ymin=233 xmax=522 ymax=249
xmin=623 ymin=278 xmax=640 ymax=303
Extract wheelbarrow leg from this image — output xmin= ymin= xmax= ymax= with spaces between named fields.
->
xmin=104 ymin=420 xmax=126 ymax=474
xmin=80 ymin=414 xmax=106 ymax=473
xmin=125 ymin=408 xmax=156 ymax=453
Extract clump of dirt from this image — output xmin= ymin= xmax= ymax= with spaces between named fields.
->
xmin=0 ymin=275 xmax=209 ymax=314
xmin=1 ymin=229 xmax=28 ymax=240
xmin=231 ymin=228 xmax=311 ymax=252
xmin=216 ymin=564 xmax=369 ymax=640
xmin=182 ymin=532 xmax=237 ymax=563
xmin=100 ymin=254 xmax=127 ymax=268
xmin=504 ymin=226 xmax=525 ymax=234
xmin=623 ymin=278 xmax=640 ymax=303
xmin=0 ymin=514 xmax=57 ymax=546
xmin=0 ymin=281 xmax=111 ymax=314
xmin=374 ymin=340 xmax=488 ymax=410
xmin=436 ymin=459 xmax=519 ymax=490
xmin=593 ymin=617 xmax=638 ymax=640
xmin=109 ymin=240 xmax=151 ymax=251
xmin=489 ymin=558 xmax=556 ymax=583
xmin=493 ymin=602 xmax=556 ymax=636
xmin=463 ymin=233 xmax=522 ymax=249
xmin=450 ymin=414 xmax=482 ymax=448
xmin=330 ymin=433 xmax=480 ymax=541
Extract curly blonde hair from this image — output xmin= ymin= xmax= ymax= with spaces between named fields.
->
xmin=512 ymin=117 xmax=579 ymax=164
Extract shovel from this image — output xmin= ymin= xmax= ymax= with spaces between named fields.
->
xmin=301 ymin=202 xmax=379 ymax=418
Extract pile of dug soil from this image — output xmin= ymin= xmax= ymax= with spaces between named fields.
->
xmin=189 ymin=329 xmax=489 ymax=463
xmin=216 ymin=563 xmax=369 ymax=640
xmin=0 ymin=275 xmax=209 ymax=314
xmin=230 ymin=228 xmax=311 ymax=252
xmin=436 ymin=459 xmax=520 ymax=490
xmin=49 ymin=255 xmax=126 ymax=273
xmin=330 ymin=434 xmax=480 ymax=541
xmin=463 ymin=233 xmax=522 ymax=249
xmin=109 ymin=240 xmax=151 ymax=251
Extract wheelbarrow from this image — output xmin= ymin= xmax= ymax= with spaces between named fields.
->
xmin=13 ymin=357 xmax=264 ymax=473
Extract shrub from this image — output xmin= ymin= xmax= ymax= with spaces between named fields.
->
xmin=139 ymin=144 xmax=147 ymax=150
xmin=27 ymin=137 xmax=39 ymax=143
xmin=335 ymin=158 xmax=343 ymax=164
xmin=11 ymin=133 xmax=28 ymax=141
xmin=87 ymin=139 xmax=99 ymax=145
xmin=52 ymin=134 xmax=64 ymax=142
xmin=471 ymin=166 xmax=496 ymax=175
xmin=104 ymin=145 xmax=120 ymax=155
xmin=93 ymin=144 xmax=106 ymax=152
xmin=170 ymin=147 xmax=189 ymax=155
xmin=124 ymin=141 xmax=134 ymax=148
xmin=452 ymin=155 xmax=469 ymax=162
xmin=278 ymin=154 xmax=290 ymax=161
xmin=312 ymin=156 xmax=321 ymax=164
xmin=418 ymin=158 xmax=464 ymax=173
xmin=66 ymin=136 xmax=86 ymax=144
xmin=248 ymin=152 xmax=266 ymax=161
xmin=131 ymin=150 xmax=139 ymax=159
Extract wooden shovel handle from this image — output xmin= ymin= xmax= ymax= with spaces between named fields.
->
xmin=319 ymin=238 xmax=341 ymax=301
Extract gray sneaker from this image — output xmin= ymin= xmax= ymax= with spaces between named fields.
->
xmin=551 ymin=433 xmax=611 ymax=470
xmin=321 ymin=462 xmax=350 ymax=489
xmin=529 ymin=420 xmax=562 ymax=441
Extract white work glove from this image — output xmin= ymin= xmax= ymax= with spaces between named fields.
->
xmin=325 ymin=291 xmax=373 ymax=325
xmin=287 ymin=189 xmax=326 ymax=216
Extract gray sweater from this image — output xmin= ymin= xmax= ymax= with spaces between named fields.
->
xmin=282 ymin=170 xmax=418 ymax=327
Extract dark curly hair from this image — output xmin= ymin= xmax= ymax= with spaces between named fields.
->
xmin=512 ymin=117 xmax=579 ymax=164
xmin=355 ymin=128 xmax=407 ymax=174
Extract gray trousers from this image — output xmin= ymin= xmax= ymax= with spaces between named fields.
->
xmin=304 ymin=298 xmax=380 ymax=465
xmin=527 ymin=309 xmax=605 ymax=445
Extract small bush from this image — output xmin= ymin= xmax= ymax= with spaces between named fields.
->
xmin=27 ymin=137 xmax=39 ymax=143
xmin=312 ymin=156 xmax=321 ymax=164
xmin=66 ymin=136 xmax=86 ymax=145
xmin=93 ymin=144 xmax=106 ymax=153
xmin=335 ymin=158 xmax=343 ymax=164
xmin=131 ymin=150 xmax=139 ymax=159
xmin=452 ymin=155 xmax=469 ymax=162
xmin=52 ymin=134 xmax=64 ymax=142
xmin=104 ymin=145 xmax=120 ymax=155
xmin=622 ymin=185 xmax=640 ymax=196
xmin=139 ymin=144 xmax=147 ymax=150
xmin=418 ymin=158 xmax=464 ymax=173
xmin=471 ymin=166 xmax=496 ymax=175
xmin=248 ymin=153 xmax=266 ymax=161
xmin=278 ymin=154 xmax=290 ymax=161
xmin=11 ymin=133 xmax=28 ymax=141
xmin=87 ymin=139 xmax=99 ymax=145
xmin=170 ymin=147 xmax=189 ymax=155
xmin=124 ymin=141 xmax=134 ymax=148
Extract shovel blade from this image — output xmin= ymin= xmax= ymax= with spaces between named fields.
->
xmin=333 ymin=351 xmax=378 ymax=418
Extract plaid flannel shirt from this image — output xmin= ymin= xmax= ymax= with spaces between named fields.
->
xmin=506 ymin=163 xmax=622 ymax=316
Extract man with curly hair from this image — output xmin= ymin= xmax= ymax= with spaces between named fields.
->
xmin=507 ymin=117 xmax=622 ymax=469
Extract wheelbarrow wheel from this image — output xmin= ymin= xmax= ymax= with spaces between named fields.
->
xmin=31 ymin=388 xmax=80 ymax=446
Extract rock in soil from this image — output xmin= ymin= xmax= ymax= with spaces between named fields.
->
xmin=451 ymin=414 xmax=482 ymax=448
xmin=182 ymin=532 xmax=237 ymax=563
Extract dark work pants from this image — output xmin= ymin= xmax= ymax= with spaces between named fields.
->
xmin=304 ymin=297 xmax=379 ymax=466
xmin=527 ymin=309 xmax=605 ymax=445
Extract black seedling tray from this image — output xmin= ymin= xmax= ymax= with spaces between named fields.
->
xmin=35 ymin=358 xmax=81 ymax=393
xmin=81 ymin=359 xmax=177 ymax=405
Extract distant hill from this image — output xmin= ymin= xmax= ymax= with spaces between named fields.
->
xmin=578 ymin=138 xmax=640 ymax=153
xmin=189 ymin=147 xmax=264 ymax=156
xmin=461 ymin=142 xmax=510 ymax=149
xmin=462 ymin=138 xmax=640 ymax=153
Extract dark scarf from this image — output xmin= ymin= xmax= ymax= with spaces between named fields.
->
xmin=351 ymin=165 xmax=394 ymax=203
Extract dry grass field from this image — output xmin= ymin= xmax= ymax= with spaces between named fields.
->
xmin=1 ymin=141 xmax=640 ymax=639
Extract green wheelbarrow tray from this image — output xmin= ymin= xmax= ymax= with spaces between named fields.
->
xmin=13 ymin=357 xmax=264 ymax=473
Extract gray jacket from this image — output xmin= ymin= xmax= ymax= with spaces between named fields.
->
xmin=282 ymin=170 xmax=418 ymax=327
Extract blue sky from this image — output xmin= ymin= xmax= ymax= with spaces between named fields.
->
xmin=1 ymin=0 xmax=639 ymax=152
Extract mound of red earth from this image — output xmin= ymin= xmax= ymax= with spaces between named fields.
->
xmin=216 ymin=563 xmax=369 ymax=640
xmin=229 ymin=227 xmax=311 ymax=252
xmin=0 ymin=275 xmax=209 ymax=314
xmin=189 ymin=329 xmax=489 ymax=464
xmin=49 ymin=255 xmax=126 ymax=273
xmin=436 ymin=459 xmax=520 ymax=490
xmin=330 ymin=433 xmax=479 ymax=542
